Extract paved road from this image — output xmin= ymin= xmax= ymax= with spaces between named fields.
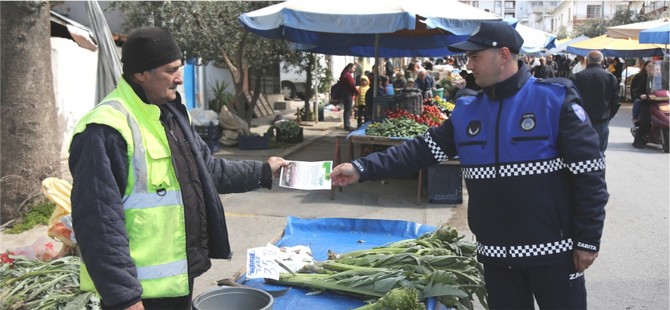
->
xmin=586 ymin=104 xmax=669 ymax=309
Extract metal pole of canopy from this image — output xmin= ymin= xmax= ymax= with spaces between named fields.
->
xmin=373 ymin=34 xmax=380 ymax=100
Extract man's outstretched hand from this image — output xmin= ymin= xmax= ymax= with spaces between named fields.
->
xmin=267 ymin=157 xmax=290 ymax=178
xmin=330 ymin=163 xmax=360 ymax=186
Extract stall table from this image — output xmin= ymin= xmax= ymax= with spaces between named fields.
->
xmin=235 ymin=216 xmax=450 ymax=310
xmin=331 ymin=123 xmax=460 ymax=204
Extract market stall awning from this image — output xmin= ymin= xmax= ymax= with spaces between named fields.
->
xmin=607 ymin=18 xmax=670 ymax=39
xmin=549 ymin=35 xmax=590 ymax=54
xmin=566 ymin=35 xmax=665 ymax=58
xmin=639 ymin=23 xmax=670 ymax=44
xmin=238 ymin=0 xmax=501 ymax=57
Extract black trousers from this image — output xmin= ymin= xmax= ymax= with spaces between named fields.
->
xmin=635 ymin=103 xmax=652 ymax=142
xmin=484 ymin=262 xmax=586 ymax=309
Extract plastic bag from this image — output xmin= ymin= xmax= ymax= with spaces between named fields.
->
xmin=190 ymin=108 xmax=220 ymax=126
xmin=13 ymin=237 xmax=59 ymax=261
xmin=42 ymin=178 xmax=76 ymax=247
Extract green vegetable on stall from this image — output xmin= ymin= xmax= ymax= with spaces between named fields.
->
xmin=270 ymin=225 xmax=488 ymax=310
xmin=0 ymin=255 xmax=100 ymax=310
xmin=365 ymin=117 xmax=428 ymax=138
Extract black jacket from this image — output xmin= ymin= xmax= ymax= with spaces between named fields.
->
xmin=351 ymin=62 xmax=607 ymax=267
xmin=630 ymin=71 xmax=649 ymax=103
xmin=571 ymin=63 xmax=621 ymax=123
xmin=70 ymin=78 xmax=273 ymax=309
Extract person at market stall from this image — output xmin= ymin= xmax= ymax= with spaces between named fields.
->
xmin=630 ymin=61 xmax=653 ymax=124
xmin=330 ymin=20 xmax=607 ymax=309
xmin=68 ymin=27 xmax=289 ymax=310
xmin=404 ymin=62 xmax=418 ymax=81
xmin=415 ymin=68 xmax=436 ymax=100
xmin=631 ymin=60 xmax=662 ymax=148
xmin=365 ymin=75 xmax=390 ymax=123
xmin=339 ymin=63 xmax=360 ymax=131
xmin=354 ymin=60 xmax=363 ymax=86
xmin=572 ymin=55 xmax=586 ymax=75
xmin=532 ymin=57 xmax=555 ymax=78
xmin=546 ymin=54 xmax=559 ymax=77
xmin=392 ymin=72 xmax=407 ymax=91
xmin=384 ymin=58 xmax=395 ymax=78
xmin=355 ymin=75 xmax=371 ymax=128
xmin=571 ymin=50 xmax=621 ymax=153
xmin=608 ymin=57 xmax=624 ymax=85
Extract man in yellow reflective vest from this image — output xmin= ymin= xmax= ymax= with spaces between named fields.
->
xmin=69 ymin=27 xmax=289 ymax=309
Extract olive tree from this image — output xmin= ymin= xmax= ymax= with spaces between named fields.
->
xmin=111 ymin=1 xmax=305 ymax=124
xmin=1 ymin=1 xmax=61 ymax=224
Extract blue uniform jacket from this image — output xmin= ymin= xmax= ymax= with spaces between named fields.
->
xmin=352 ymin=62 xmax=608 ymax=267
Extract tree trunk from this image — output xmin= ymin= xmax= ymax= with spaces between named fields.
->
xmin=248 ymin=70 xmax=263 ymax=125
xmin=1 ymin=1 xmax=61 ymax=224
xmin=302 ymin=54 xmax=315 ymax=121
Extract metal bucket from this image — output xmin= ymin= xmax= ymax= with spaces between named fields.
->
xmin=192 ymin=287 xmax=274 ymax=310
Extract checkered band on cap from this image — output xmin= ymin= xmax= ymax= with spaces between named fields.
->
xmin=499 ymin=158 xmax=564 ymax=177
xmin=422 ymin=132 xmax=448 ymax=163
xmin=477 ymin=239 xmax=573 ymax=258
xmin=462 ymin=166 xmax=496 ymax=179
xmin=509 ymin=239 xmax=573 ymax=257
xmin=566 ymin=158 xmax=605 ymax=174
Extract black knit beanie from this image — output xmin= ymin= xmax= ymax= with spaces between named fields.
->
xmin=122 ymin=27 xmax=183 ymax=75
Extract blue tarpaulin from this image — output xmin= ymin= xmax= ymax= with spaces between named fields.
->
xmin=237 ymin=216 xmax=451 ymax=309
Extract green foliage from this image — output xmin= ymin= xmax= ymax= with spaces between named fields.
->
xmin=111 ymin=1 xmax=283 ymax=66
xmin=208 ymin=80 xmax=234 ymax=113
xmin=5 ymin=200 xmax=55 ymax=234
xmin=574 ymin=19 xmax=608 ymax=38
xmin=110 ymin=1 xmax=299 ymax=120
xmin=556 ymin=25 xmax=569 ymax=40
xmin=273 ymin=120 xmax=301 ymax=138
xmin=274 ymin=225 xmax=486 ymax=310
xmin=608 ymin=8 xmax=650 ymax=27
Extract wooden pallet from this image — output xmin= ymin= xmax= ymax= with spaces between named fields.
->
xmin=245 ymin=91 xmax=275 ymax=118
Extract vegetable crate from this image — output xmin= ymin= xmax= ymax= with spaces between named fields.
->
xmin=425 ymin=162 xmax=463 ymax=204
xmin=275 ymin=127 xmax=304 ymax=143
xmin=238 ymin=133 xmax=270 ymax=150
xmin=195 ymin=124 xmax=222 ymax=153
xmin=371 ymin=95 xmax=395 ymax=122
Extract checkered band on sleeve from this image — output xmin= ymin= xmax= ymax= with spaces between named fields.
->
xmin=476 ymin=243 xmax=507 ymax=258
xmin=566 ymin=158 xmax=605 ymax=174
xmin=509 ymin=239 xmax=573 ymax=257
xmin=462 ymin=166 xmax=497 ymax=179
xmin=422 ymin=131 xmax=448 ymax=163
xmin=499 ymin=158 xmax=564 ymax=177
xmin=477 ymin=239 xmax=573 ymax=258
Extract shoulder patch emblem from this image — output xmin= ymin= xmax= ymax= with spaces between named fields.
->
xmin=520 ymin=113 xmax=536 ymax=131
xmin=571 ymin=103 xmax=587 ymax=122
xmin=466 ymin=120 xmax=481 ymax=137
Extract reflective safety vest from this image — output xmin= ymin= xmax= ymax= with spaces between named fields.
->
xmin=71 ymin=79 xmax=189 ymax=298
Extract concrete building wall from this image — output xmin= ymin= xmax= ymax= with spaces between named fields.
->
xmin=50 ymin=37 xmax=98 ymax=158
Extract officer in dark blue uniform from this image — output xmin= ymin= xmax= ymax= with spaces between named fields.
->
xmin=330 ymin=21 xmax=608 ymax=309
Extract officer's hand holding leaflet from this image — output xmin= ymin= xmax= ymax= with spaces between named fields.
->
xmin=329 ymin=163 xmax=360 ymax=186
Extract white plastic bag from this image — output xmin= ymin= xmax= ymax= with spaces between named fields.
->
xmin=190 ymin=108 xmax=219 ymax=126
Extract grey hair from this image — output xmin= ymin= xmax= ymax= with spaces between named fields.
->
xmin=586 ymin=51 xmax=603 ymax=64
